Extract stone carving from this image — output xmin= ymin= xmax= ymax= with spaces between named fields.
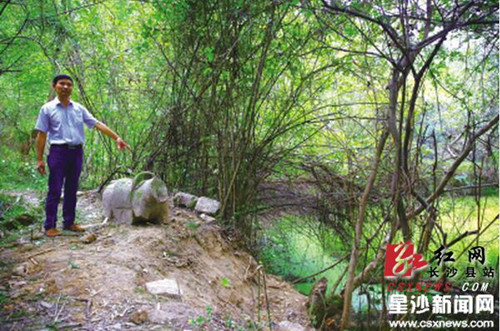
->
xmin=102 ymin=172 xmax=169 ymax=224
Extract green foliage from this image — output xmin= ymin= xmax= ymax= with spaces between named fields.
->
xmin=220 ymin=277 xmax=231 ymax=288
xmin=187 ymin=199 xmax=197 ymax=210
xmin=0 ymin=0 xmax=496 ymax=226
xmin=68 ymin=258 xmax=80 ymax=269
xmin=0 ymin=146 xmax=45 ymax=191
xmin=434 ymin=194 xmax=499 ymax=270
xmin=188 ymin=305 xmax=214 ymax=329
xmin=0 ymin=290 xmax=9 ymax=305
xmin=188 ymin=305 xmax=265 ymax=330
xmin=185 ymin=221 xmax=200 ymax=230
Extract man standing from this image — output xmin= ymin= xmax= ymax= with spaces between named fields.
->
xmin=35 ymin=74 xmax=129 ymax=237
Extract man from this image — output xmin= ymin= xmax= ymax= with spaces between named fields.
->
xmin=35 ymin=74 xmax=129 ymax=237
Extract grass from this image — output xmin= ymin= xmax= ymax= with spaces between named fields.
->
xmin=400 ymin=191 xmax=500 ymax=280
xmin=439 ymin=192 xmax=498 ymax=254
xmin=424 ymin=192 xmax=499 ymax=285
xmin=185 ymin=220 xmax=200 ymax=230
xmin=0 ymin=145 xmax=46 ymax=191
xmin=0 ymin=290 xmax=9 ymax=306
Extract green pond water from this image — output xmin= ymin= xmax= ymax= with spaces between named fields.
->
xmin=260 ymin=193 xmax=499 ymax=313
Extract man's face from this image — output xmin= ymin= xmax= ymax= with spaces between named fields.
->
xmin=53 ymin=79 xmax=73 ymax=98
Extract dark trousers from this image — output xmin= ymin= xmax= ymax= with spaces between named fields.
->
xmin=44 ymin=145 xmax=83 ymax=230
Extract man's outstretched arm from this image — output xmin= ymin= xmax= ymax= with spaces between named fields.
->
xmin=94 ymin=122 xmax=130 ymax=151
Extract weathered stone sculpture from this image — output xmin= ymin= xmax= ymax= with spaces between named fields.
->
xmin=102 ymin=172 xmax=169 ymax=224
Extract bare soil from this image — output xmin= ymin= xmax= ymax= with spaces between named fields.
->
xmin=0 ymin=191 xmax=312 ymax=330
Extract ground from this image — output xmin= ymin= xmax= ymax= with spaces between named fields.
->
xmin=0 ymin=191 xmax=312 ymax=330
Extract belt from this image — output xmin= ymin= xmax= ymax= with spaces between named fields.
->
xmin=51 ymin=143 xmax=83 ymax=150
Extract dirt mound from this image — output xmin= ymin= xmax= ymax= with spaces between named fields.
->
xmin=0 ymin=191 xmax=311 ymax=330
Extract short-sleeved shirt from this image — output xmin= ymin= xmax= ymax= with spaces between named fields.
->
xmin=35 ymin=97 xmax=98 ymax=145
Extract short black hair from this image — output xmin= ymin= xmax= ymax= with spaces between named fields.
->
xmin=53 ymin=74 xmax=73 ymax=85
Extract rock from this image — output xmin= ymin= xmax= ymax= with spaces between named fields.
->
xmin=276 ymin=321 xmax=306 ymax=331
xmin=40 ymin=301 xmax=53 ymax=309
xmin=148 ymin=302 xmax=202 ymax=328
xmin=14 ymin=213 xmax=35 ymax=226
xmin=80 ymin=233 xmax=97 ymax=244
xmin=130 ymin=310 xmax=148 ymax=324
xmin=16 ymin=237 xmax=30 ymax=245
xmin=102 ymin=172 xmax=169 ymax=224
xmin=145 ymin=279 xmax=182 ymax=298
xmin=19 ymin=243 xmax=35 ymax=253
xmin=194 ymin=197 xmax=220 ymax=215
xmin=200 ymin=213 xmax=217 ymax=224
xmin=163 ymin=256 xmax=191 ymax=268
xmin=4 ymin=214 xmax=33 ymax=230
xmin=173 ymin=192 xmax=198 ymax=208
xmin=12 ymin=263 xmax=29 ymax=276
xmin=109 ymin=323 xmax=122 ymax=330
xmin=31 ymin=234 xmax=44 ymax=241
xmin=76 ymin=189 xmax=98 ymax=197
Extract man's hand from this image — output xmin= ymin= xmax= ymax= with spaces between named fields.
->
xmin=94 ymin=122 xmax=130 ymax=151
xmin=35 ymin=131 xmax=47 ymax=175
xmin=116 ymin=137 xmax=130 ymax=151
xmin=37 ymin=160 xmax=46 ymax=175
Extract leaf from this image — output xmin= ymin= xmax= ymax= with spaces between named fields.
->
xmin=204 ymin=46 xmax=214 ymax=62
xmin=68 ymin=259 xmax=80 ymax=269
xmin=220 ymin=277 xmax=231 ymax=288
xmin=344 ymin=24 xmax=356 ymax=37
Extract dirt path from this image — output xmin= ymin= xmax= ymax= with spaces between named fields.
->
xmin=0 ymin=191 xmax=312 ymax=330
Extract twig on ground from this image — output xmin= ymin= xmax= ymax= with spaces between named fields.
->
xmin=58 ymin=322 xmax=83 ymax=329
xmin=53 ymin=294 xmax=62 ymax=317
xmin=26 ymin=247 xmax=56 ymax=259
xmin=89 ymin=288 xmax=102 ymax=297
xmin=119 ymin=300 xmax=133 ymax=317
xmin=260 ymin=268 xmax=272 ymax=331
xmin=54 ymin=298 xmax=66 ymax=322
xmin=85 ymin=298 xmax=92 ymax=319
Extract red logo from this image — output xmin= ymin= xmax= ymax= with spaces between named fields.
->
xmin=384 ymin=241 xmax=429 ymax=279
